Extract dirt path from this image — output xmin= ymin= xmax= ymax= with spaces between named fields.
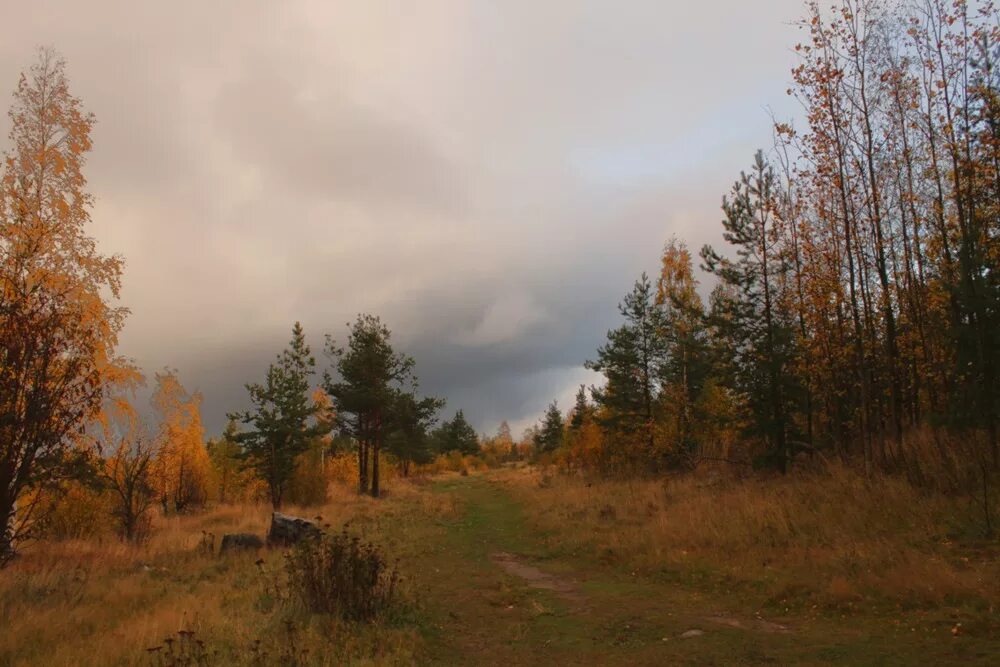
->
xmin=403 ymin=474 xmax=999 ymax=666
xmin=490 ymin=551 xmax=586 ymax=605
xmin=410 ymin=476 xmax=808 ymax=665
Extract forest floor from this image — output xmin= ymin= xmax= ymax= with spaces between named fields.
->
xmin=2 ymin=467 xmax=999 ymax=665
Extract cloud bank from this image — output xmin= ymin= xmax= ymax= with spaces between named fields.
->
xmin=0 ymin=1 xmax=803 ymax=436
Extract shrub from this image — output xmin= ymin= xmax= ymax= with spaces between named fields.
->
xmin=37 ymin=481 xmax=112 ymax=540
xmin=283 ymin=528 xmax=399 ymax=621
xmin=103 ymin=437 xmax=158 ymax=544
xmin=325 ymin=453 xmax=359 ymax=486
xmin=285 ymin=443 xmax=328 ymax=507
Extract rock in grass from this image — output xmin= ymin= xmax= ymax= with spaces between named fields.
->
xmin=267 ymin=512 xmax=322 ymax=546
xmin=680 ymin=629 xmax=705 ymax=638
xmin=219 ymin=533 xmax=264 ymax=554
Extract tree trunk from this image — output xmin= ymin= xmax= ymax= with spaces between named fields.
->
xmin=1 ymin=495 xmax=16 ymax=566
xmin=358 ymin=414 xmax=369 ymax=495
xmin=371 ymin=410 xmax=382 ymax=498
xmin=371 ymin=442 xmax=380 ymax=498
xmin=359 ymin=441 xmax=369 ymax=494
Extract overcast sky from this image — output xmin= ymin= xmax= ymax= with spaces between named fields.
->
xmin=1 ymin=1 xmax=804 ymax=437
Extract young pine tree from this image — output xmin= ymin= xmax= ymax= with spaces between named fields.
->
xmin=569 ymin=385 xmax=593 ymax=432
xmin=433 ymin=410 xmax=480 ymax=456
xmin=385 ymin=391 xmax=444 ymax=476
xmin=536 ymin=401 xmax=565 ymax=454
xmin=701 ymin=151 xmax=800 ymax=472
xmin=229 ymin=322 xmax=326 ymax=509
xmin=586 ymin=273 xmax=670 ymax=468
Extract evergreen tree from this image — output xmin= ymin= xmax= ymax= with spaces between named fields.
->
xmin=586 ymin=273 xmax=670 ymax=466
xmin=432 ymin=410 xmax=480 ymax=455
xmin=569 ymin=386 xmax=592 ymax=432
xmin=536 ymin=401 xmax=565 ymax=454
xmin=324 ymin=314 xmax=414 ymax=498
xmin=385 ymin=391 xmax=444 ymax=476
xmin=228 ymin=322 xmax=326 ymax=509
xmin=701 ymin=152 xmax=799 ymax=472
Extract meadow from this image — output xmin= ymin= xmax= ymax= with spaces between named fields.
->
xmin=2 ymin=465 xmax=998 ymax=666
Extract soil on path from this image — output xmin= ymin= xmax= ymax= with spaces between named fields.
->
xmin=490 ymin=551 xmax=586 ymax=605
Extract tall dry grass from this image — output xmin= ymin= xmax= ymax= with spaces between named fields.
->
xmin=0 ymin=479 xmax=445 ymax=666
xmin=504 ymin=464 xmax=1000 ymax=612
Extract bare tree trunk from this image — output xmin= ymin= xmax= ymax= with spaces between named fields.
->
xmin=1 ymin=496 xmax=17 ymax=565
xmin=358 ymin=415 xmax=369 ymax=495
xmin=371 ymin=442 xmax=380 ymax=498
xmin=371 ymin=410 xmax=382 ymax=498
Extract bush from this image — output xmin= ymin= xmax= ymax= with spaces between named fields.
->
xmin=285 ymin=444 xmax=328 ymax=506
xmin=283 ymin=528 xmax=399 ymax=621
xmin=37 ymin=481 xmax=112 ymax=540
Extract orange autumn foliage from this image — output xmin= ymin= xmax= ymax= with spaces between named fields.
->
xmin=0 ymin=49 xmax=136 ymax=561
xmin=151 ymin=370 xmax=211 ymax=513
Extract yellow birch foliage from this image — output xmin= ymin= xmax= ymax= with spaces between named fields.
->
xmin=1 ymin=50 xmax=137 ymax=558
xmin=151 ymin=370 xmax=211 ymax=513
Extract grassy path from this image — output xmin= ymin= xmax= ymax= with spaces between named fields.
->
xmin=397 ymin=474 xmax=1000 ymax=666
xmin=408 ymin=475 xmax=786 ymax=665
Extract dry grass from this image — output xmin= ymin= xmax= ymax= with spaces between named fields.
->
xmin=502 ymin=465 xmax=1000 ymax=614
xmin=0 ymin=481 xmax=451 ymax=666
xmin=7 ymin=461 xmax=997 ymax=663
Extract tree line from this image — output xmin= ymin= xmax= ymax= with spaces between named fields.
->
xmin=0 ymin=49 xmax=485 ymax=562
xmin=534 ymin=0 xmax=1000 ymax=485
xmin=4 ymin=0 xmax=999 ymax=562
xmin=227 ymin=316 xmax=480 ymax=505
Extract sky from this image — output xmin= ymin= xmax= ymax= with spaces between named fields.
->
xmin=0 ymin=0 xmax=805 ymax=437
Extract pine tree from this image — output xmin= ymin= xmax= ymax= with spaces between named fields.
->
xmin=385 ymin=391 xmax=444 ymax=476
xmin=228 ymin=322 xmax=325 ymax=509
xmin=536 ymin=401 xmax=565 ymax=454
xmin=569 ymin=386 xmax=592 ymax=432
xmin=586 ymin=273 xmax=669 ymax=467
xmin=701 ymin=152 xmax=799 ymax=472
xmin=432 ymin=410 xmax=480 ymax=456
xmin=324 ymin=314 xmax=414 ymax=498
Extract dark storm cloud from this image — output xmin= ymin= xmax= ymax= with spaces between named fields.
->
xmin=0 ymin=1 xmax=805 ymax=435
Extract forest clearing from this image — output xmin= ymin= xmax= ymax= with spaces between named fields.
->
xmin=2 ymin=466 xmax=998 ymax=665
xmin=4 ymin=1 xmax=1000 ymax=664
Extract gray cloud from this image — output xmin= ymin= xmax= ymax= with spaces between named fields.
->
xmin=216 ymin=59 xmax=467 ymax=217
xmin=1 ymin=0 xmax=804 ymax=436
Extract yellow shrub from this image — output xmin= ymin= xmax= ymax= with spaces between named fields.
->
xmin=327 ymin=452 xmax=359 ymax=486
xmin=35 ymin=482 xmax=113 ymax=540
